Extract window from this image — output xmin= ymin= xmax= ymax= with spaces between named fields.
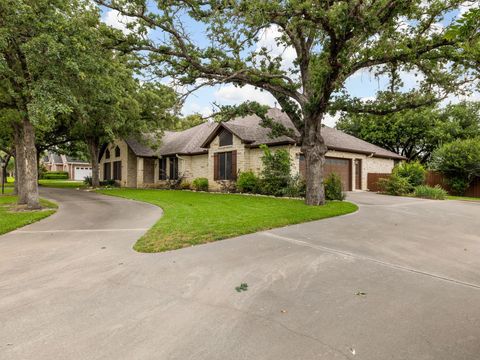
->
xmin=115 ymin=146 xmax=120 ymax=157
xmin=215 ymin=151 xmax=236 ymax=180
xmin=159 ymin=158 xmax=167 ymax=180
xmin=219 ymin=129 xmax=233 ymax=146
xmin=113 ymin=161 xmax=122 ymax=181
xmin=169 ymin=157 xmax=178 ymax=180
xmin=105 ymin=149 xmax=110 ymax=159
xmin=103 ymin=162 xmax=111 ymax=180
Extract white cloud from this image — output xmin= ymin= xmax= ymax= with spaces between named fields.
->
xmin=459 ymin=1 xmax=478 ymax=16
xmin=323 ymin=113 xmax=340 ymax=127
xmin=214 ymin=84 xmax=277 ymax=107
xmin=102 ymin=9 xmax=137 ymax=35
xmin=183 ymin=101 xmax=213 ymax=117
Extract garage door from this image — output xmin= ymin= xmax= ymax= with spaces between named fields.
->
xmin=74 ymin=167 xmax=92 ymax=181
xmin=325 ymin=157 xmax=351 ymax=191
xmin=299 ymin=155 xmax=352 ymax=191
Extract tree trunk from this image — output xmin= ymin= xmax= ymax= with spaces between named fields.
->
xmin=13 ymin=123 xmax=27 ymax=203
xmin=13 ymin=152 xmax=18 ymax=195
xmin=87 ymin=137 xmax=100 ymax=188
xmin=302 ymin=114 xmax=328 ymax=206
xmin=22 ymin=118 xmax=40 ymax=209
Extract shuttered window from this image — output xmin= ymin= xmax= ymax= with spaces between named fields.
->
xmin=103 ymin=162 xmax=111 ymax=180
xmin=113 ymin=161 xmax=122 ymax=180
xmin=214 ymin=151 xmax=236 ymax=180
xmin=159 ymin=158 xmax=167 ymax=180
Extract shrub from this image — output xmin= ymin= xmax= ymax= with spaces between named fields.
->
xmin=392 ymin=161 xmax=426 ymax=187
xmin=324 ymin=173 xmax=346 ymax=200
xmin=42 ymin=171 xmax=69 ymax=180
xmin=192 ymin=177 xmax=208 ymax=191
xmin=237 ymin=171 xmax=260 ymax=193
xmin=378 ymin=174 xmax=414 ymax=196
xmin=99 ymin=179 xmax=117 ymax=186
xmin=283 ymin=174 xmax=306 ymax=198
xmin=414 ymin=185 xmax=447 ymax=200
xmin=430 ymin=138 xmax=480 ymax=195
xmin=84 ymin=176 xmax=93 ymax=186
xmin=180 ymin=181 xmax=191 ymax=190
xmin=259 ymin=145 xmax=292 ymax=196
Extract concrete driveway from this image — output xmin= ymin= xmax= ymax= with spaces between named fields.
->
xmin=1 ymin=189 xmax=479 ymax=360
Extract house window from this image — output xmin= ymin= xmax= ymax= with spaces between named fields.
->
xmin=169 ymin=157 xmax=179 ymax=180
xmin=113 ymin=161 xmax=122 ymax=181
xmin=215 ymin=151 xmax=236 ymax=180
xmin=159 ymin=158 xmax=167 ymax=180
xmin=103 ymin=162 xmax=111 ymax=180
xmin=219 ymin=129 xmax=233 ymax=147
xmin=105 ymin=149 xmax=110 ymax=159
xmin=115 ymin=146 xmax=120 ymax=157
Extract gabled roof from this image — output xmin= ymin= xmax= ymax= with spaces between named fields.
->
xmin=124 ymin=108 xmax=405 ymax=160
xmin=125 ymin=121 xmax=217 ymax=157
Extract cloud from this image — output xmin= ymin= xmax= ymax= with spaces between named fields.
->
xmin=102 ymin=9 xmax=137 ymax=34
xmin=214 ymin=84 xmax=277 ymax=107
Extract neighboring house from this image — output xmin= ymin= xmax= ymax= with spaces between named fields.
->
xmin=99 ymin=108 xmax=405 ymax=191
xmin=42 ymin=152 xmax=92 ymax=180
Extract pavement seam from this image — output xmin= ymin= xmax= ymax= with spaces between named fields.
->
xmin=12 ymin=228 xmax=150 ymax=234
xmin=263 ymin=231 xmax=480 ymax=291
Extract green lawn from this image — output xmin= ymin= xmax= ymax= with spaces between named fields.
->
xmin=97 ymin=188 xmax=358 ymax=253
xmin=0 ymin=195 xmax=57 ymax=235
xmin=39 ymin=179 xmax=85 ymax=188
xmin=447 ymin=195 xmax=480 ymax=202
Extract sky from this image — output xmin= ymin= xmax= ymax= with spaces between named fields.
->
xmin=100 ymin=2 xmax=479 ymax=127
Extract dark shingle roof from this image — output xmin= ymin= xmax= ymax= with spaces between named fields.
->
xmin=125 ymin=108 xmax=404 ymax=160
xmin=125 ymin=122 xmax=217 ymax=157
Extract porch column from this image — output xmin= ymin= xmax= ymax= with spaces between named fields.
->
xmin=136 ymin=157 xmax=144 ymax=188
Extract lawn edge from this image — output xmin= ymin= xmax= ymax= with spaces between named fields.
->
xmin=97 ymin=188 xmax=358 ymax=254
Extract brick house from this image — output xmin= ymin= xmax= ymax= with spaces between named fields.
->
xmin=42 ymin=152 xmax=92 ymax=181
xmin=99 ymin=108 xmax=405 ymax=191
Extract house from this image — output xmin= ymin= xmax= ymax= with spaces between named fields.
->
xmin=99 ymin=108 xmax=405 ymax=191
xmin=42 ymin=152 xmax=92 ymax=181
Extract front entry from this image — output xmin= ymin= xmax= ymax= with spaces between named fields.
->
xmin=355 ymin=159 xmax=362 ymax=190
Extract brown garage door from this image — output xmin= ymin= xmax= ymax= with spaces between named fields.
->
xmin=299 ymin=155 xmax=352 ymax=191
xmin=325 ymin=157 xmax=352 ymax=191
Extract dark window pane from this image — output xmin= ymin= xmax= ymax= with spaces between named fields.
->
xmin=169 ymin=157 xmax=178 ymax=180
xmin=225 ymin=152 xmax=232 ymax=180
xmin=159 ymin=158 xmax=167 ymax=180
xmin=105 ymin=149 xmax=110 ymax=159
xmin=219 ymin=153 xmax=226 ymax=179
xmin=113 ymin=161 xmax=122 ymax=180
xmin=104 ymin=162 xmax=111 ymax=180
xmin=115 ymin=146 xmax=120 ymax=157
xmin=219 ymin=129 xmax=233 ymax=146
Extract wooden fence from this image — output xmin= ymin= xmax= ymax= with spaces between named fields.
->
xmin=367 ymin=171 xmax=480 ymax=198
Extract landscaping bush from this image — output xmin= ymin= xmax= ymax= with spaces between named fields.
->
xmin=430 ymin=138 xmax=480 ymax=195
xmin=100 ymin=179 xmax=116 ymax=186
xmin=392 ymin=161 xmax=426 ymax=187
xmin=236 ymin=171 xmax=260 ymax=193
xmin=42 ymin=171 xmax=69 ymax=180
xmin=192 ymin=177 xmax=208 ymax=191
xmin=259 ymin=145 xmax=292 ymax=196
xmin=84 ymin=176 xmax=93 ymax=186
xmin=378 ymin=174 xmax=414 ymax=196
xmin=413 ymin=185 xmax=447 ymax=200
xmin=324 ymin=173 xmax=346 ymax=200
xmin=283 ymin=175 xmax=306 ymax=198
xmin=180 ymin=181 xmax=191 ymax=190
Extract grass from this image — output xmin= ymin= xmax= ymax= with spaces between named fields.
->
xmin=0 ymin=195 xmax=57 ymax=235
xmin=38 ymin=179 xmax=85 ymax=188
xmin=97 ymin=188 xmax=358 ymax=253
xmin=447 ymin=195 xmax=480 ymax=202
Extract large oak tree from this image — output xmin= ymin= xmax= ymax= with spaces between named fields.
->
xmin=97 ymin=0 xmax=479 ymax=205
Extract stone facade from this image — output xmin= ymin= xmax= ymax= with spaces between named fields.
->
xmin=99 ymin=134 xmax=396 ymax=191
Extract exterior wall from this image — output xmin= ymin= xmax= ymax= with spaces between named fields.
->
xmin=180 ymin=154 xmax=209 ymax=183
xmin=99 ymin=139 xmax=134 ymax=187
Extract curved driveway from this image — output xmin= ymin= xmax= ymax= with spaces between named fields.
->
xmin=1 ymin=189 xmax=479 ymax=360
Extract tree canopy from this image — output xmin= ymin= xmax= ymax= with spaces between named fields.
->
xmin=97 ymin=0 xmax=480 ymax=204
xmin=336 ymin=101 xmax=480 ymax=162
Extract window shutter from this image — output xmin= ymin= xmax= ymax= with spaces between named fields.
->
xmin=214 ymin=153 xmax=219 ymax=180
xmin=231 ymin=150 xmax=237 ymax=180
